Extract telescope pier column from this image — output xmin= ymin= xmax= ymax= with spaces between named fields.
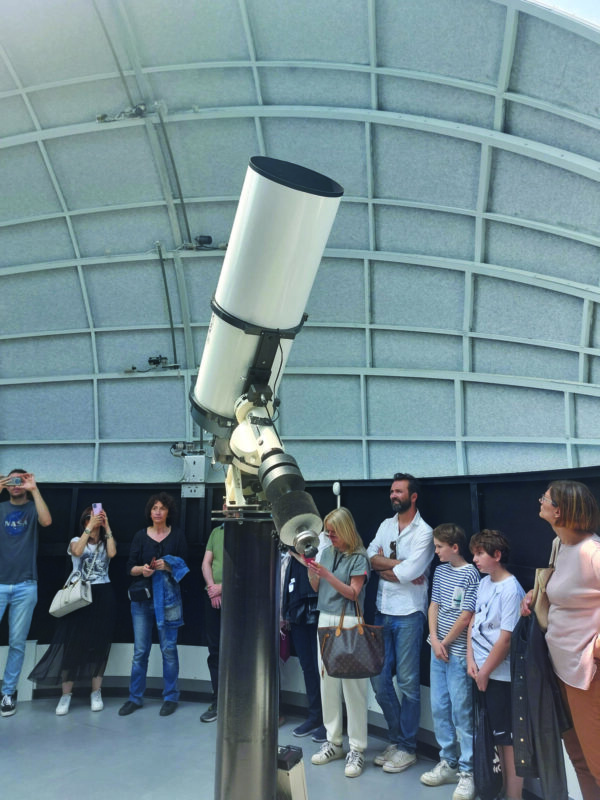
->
xmin=214 ymin=513 xmax=279 ymax=800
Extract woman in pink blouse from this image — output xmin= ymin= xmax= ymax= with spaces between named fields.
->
xmin=523 ymin=480 xmax=600 ymax=800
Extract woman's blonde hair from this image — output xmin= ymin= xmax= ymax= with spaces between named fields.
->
xmin=323 ymin=507 xmax=363 ymax=554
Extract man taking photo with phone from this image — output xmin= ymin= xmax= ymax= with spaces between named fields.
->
xmin=0 ymin=469 xmax=52 ymax=716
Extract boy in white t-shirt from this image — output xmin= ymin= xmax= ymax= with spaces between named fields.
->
xmin=467 ymin=529 xmax=525 ymax=800
xmin=421 ymin=524 xmax=480 ymax=800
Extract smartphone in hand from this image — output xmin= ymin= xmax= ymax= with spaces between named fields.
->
xmin=92 ymin=502 xmax=103 ymax=515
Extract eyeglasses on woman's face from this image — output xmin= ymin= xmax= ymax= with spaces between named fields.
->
xmin=538 ymin=494 xmax=558 ymax=507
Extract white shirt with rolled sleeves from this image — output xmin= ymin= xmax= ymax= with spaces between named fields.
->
xmin=367 ymin=510 xmax=434 ymax=616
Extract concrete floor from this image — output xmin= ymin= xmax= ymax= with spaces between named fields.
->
xmin=0 ymin=694 xmax=455 ymax=800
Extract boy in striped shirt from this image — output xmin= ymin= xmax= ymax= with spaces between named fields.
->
xmin=421 ymin=524 xmax=480 ymax=800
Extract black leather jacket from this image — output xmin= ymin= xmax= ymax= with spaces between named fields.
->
xmin=511 ymin=614 xmax=571 ymax=800
xmin=281 ymin=553 xmax=319 ymax=626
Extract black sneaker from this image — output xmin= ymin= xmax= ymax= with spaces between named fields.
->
xmin=159 ymin=700 xmax=178 ymax=717
xmin=1 ymin=693 xmax=16 ymax=717
xmin=292 ymin=719 xmax=321 ymax=737
xmin=118 ymin=700 xmax=142 ymax=716
xmin=311 ymin=724 xmax=327 ymax=743
xmin=200 ymin=701 xmax=217 ymax=723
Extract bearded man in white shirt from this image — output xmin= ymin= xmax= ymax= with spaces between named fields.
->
xmin=367 ymin=473 xmax=434 ymax=775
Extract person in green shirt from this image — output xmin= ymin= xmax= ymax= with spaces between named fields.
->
xmin=200 ymin=503 xmax=226 ymax=722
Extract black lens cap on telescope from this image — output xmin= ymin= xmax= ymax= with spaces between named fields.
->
xmin=250 ymin=156 xmax=344 ymax=198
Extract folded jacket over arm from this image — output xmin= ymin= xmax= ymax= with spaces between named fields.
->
xmin=510 ymin=613 xmax=571 ymax=800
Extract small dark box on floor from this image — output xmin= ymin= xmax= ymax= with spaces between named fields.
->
xmin=277 ymin=745 xmax=307 ymax=800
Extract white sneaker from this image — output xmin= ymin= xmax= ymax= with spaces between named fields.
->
xmin=311 ymin=741 xmax=345 ymax=765
xmin=56 ymin=694 xmax=72 ymax=716
xmin=452 ymin=772 xmax=475 ymax=800
xmin=90 ymin=689 xmax=103 ymax=712
xmin=420 ymin=759 xmax=459 ymax=786
xmin=382 ymin=749 xmax=417 ymax=773
xmin=345 ymin=750 xmax=364 ymax=778
xmin=374 ymin=743 xmax=398 ymax=766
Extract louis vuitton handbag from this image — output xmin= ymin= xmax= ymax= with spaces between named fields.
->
xmin=530 ymin=536 xmax=560 ymax=633
xmin=318 ymin=598 xmax=384 ymax=679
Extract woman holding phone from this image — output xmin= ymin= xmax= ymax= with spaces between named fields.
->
xmin=306 ymin=507 xmax=371 ymax=779
xmin=29 ymin=504 xmax=116 ymax=714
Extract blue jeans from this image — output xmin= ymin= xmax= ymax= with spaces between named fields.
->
xmin=430 ymin=650 xmax=474 ymax=773
xmin=129 ymin=599 xmax=180 ymax=705
xmin=0 ymin=580 xmax=38 ymax=696
xmin=371 ymin=610 xmax=425 ymax=753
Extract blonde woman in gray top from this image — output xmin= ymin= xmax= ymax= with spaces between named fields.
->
xmin=305 ymin=507 xmax=370 ymax=779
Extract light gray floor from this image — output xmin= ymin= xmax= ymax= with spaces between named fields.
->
xmin=1 ymin=695 xmax=454 ymax=800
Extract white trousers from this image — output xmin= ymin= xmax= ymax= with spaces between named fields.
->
xmin=317 ymin=610 xmax=369 ymax=752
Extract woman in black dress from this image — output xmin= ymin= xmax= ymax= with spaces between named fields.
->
xmin=29 ymin=506 xmax=117 ymax=714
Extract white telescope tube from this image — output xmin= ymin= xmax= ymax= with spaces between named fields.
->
xmin=191 ymin=156 xmax=343 ymax=436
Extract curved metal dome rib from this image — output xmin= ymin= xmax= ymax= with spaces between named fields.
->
xmin=2 ymin=0 xmax=600 ymax=482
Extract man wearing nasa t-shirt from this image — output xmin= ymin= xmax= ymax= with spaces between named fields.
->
xmin=0 ymin=469 xmax=52 ymax=716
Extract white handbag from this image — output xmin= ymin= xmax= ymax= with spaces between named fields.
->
xmin=49 ymin=570 xmax=92 ymax=617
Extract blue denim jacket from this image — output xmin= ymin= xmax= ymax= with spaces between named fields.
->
xmin=152 ymin=555 xmax=189 ymax=629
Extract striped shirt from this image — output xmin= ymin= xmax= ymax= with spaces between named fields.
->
xmin=430 ymin=562 xmax=480 ymax=657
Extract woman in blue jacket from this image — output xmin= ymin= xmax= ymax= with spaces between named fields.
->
xmin=118 ymin=492 xmax=188 ymax=718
